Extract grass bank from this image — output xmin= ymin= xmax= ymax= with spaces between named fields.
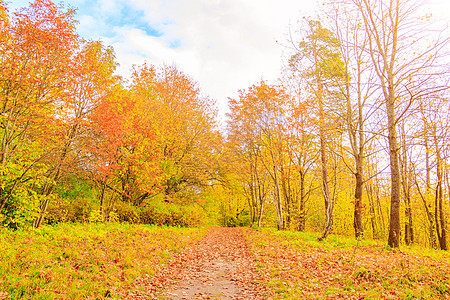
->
xmin=0 ymin=223 xmax=207 ymax=299
xmin=245 ymin=228 xmax=450 ymax=299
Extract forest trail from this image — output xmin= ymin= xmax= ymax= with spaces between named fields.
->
xmin=126 ymin=227 xmax=270 ymax=299
xmin=161 ymin=227 xmax=268 ymax=299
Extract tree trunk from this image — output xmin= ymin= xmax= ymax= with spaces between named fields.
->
xmin=415 ymin=178 xmax=437 ymax=249
xmin=400 ymin=127 xmax=413 ymax=246
xmin=354 ymin=168 xmax=364 ymax=238
xmin=313 ymin=39 xmax=333 ymax=240
xmin=258 ymin=197 xmax=265 ymax=229
xmin=317 ymin=81 xmax=333 ymax=241
xmin=281 ymin=164 xmax=291 ymax=229
xmin=435 ymin=156 xmax=447 ymax=250
xmin=298 ymin=171 xmax=306 ymax=231
xmin=404 ymin=202 xmax=413 ymax=246
xmin=273 ymin=167 xmax=284 ymax=230
xmin=366 ymin=184 xmax=378 ymax=239
xmin=374 ymin=174 xmax=386 ymax=237
xmin=100 ymin=181 xmax=106 ymax=220
xmin=386 ymin=83 xmax=401 ymax=248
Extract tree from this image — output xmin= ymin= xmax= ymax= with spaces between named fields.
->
xmin=227 ymin=81 xmax=292 ymax=230
xmin=350 ymin=0 xmax=449 ymax=247
xmin=87 ymin=84 xmax=162 ymax=211
xmin=0 ymin=0 xmax=79 ymax=228
xmin=280 ymin=72 xmax=319 ymax=231
xmin=289 ymin=19 xmax=346 ymax=240
xmin=325 ymin=1 xmax=386 ymax=239
xmin=34 ymin=40 xmax=118 ymax=227
xmin=130 ymin=64 xmax=218 ymax=202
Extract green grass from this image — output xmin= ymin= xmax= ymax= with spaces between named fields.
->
xmin=244 ymin=228 xmax=450 ymax=300
xmin=263 ymin=228 xmax=381 ymax=250
xmin=0 ymin=223 xmax=207 ymax=299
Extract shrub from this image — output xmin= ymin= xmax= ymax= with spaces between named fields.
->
xmin=88 ymin=210 xmax=104 ymax=223
xmin=113 ymin=201 xmax=140 ymax=223
xmin=218 ymin=210 xmax=251 ymax=227
xmin=0 ymin=188 xmax=41 ymax=229
xmin=108 ymin=211 xmax=119 ymax=223
xmin=46 ymin=196 xmax=94 ymax=224
xmin=44 ymin=192 xmax=205 ymax=227
xmin=45 ymin=177 xmax=97 ymax=224
xmin=138 ymin=202 xmax=203 ymax=227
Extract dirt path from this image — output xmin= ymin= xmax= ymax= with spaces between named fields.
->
xmin=125 ymin=227 xmax=270 ymax=299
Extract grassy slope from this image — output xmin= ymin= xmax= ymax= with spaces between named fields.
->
xmin=244 ymin=228 xmax=450 ymax=300
xmin=0 ymin=223 xmax=207 ymax=299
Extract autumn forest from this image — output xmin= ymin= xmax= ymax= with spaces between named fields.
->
xmin=1 ymin=0 xmax=450 ymax=298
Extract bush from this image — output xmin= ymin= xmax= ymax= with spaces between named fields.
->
xmin=138 ymin=202 xmax=203 ymax=227
xmin=88 ymin=210 xmax=104 ymax=223
xmin=45 ymin=177 xmax=97 ymax=224
xmin=108 ymin=211 xmax=119 ymax=222
xmin=0 ymin=188 xmax=41 ymax=229
xmin=46 ymin=196 xmax=94 ymax=224
xmin=0 ymin=162 xmax=44 ymax=229
xmin=113 ymin=201 xmax=140 ymax=223
xmin=44 ymin=188 xmax=205 ymax=227
xmin=218 ymin=210 xmax=251 ymax=227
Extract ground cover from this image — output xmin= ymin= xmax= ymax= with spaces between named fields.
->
xmin=0 ymin=223 xmax=207 ymax=299
xmin=3 ymin=225 xmax=449 ymax=300
xmin=125 ymin=227 xmax=271 ymax=299
xmin=244 ymin=229 xmax=450 ymax=299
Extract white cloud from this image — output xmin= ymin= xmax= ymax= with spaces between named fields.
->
xmin=17 ymin=0 xmax=450 ymax=125
xmin=7 ymin=0 xmax=320 ymax=122
xmin=101 ymin=0 xmax=319 ymax=121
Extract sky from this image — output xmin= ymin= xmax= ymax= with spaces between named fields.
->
xmin=7 ymin=0 xmax=450 ymax=123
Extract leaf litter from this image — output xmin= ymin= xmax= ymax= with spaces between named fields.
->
xmin=122 ymin=227 xmax=272 ymax=299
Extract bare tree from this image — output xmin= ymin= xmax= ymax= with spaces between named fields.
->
xmin=350 ymin=0 xmax=449 ymax=247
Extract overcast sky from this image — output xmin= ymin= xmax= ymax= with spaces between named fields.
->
xmin=8 ymin=0 xmax=450 ymax=123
